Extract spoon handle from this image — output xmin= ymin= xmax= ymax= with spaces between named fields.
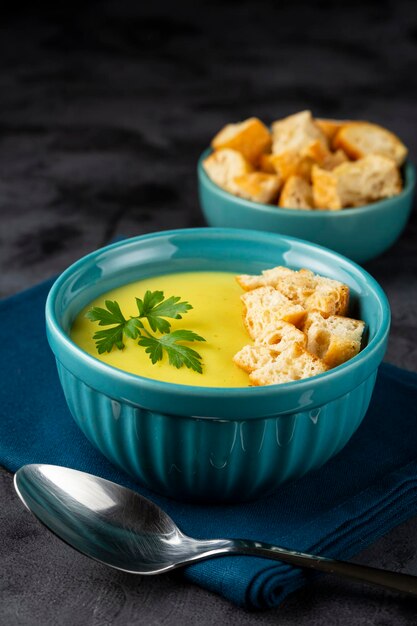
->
xmin=229 ymin=539 xmax=417 ymax=597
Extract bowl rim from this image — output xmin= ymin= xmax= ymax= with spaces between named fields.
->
xmin=46 ymin=228 xmax=390 ymax=417
xmin=197 ymin=148 xmax=415 ymax=216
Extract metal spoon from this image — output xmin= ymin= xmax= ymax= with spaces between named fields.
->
xmin=14 ymin=464 xmax=417 ymax=597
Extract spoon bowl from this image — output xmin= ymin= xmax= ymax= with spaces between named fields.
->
xmin=14 ymin=464 xmax=417 ymax=597
xmin=14 ymin=464 xmax=229 ymax=574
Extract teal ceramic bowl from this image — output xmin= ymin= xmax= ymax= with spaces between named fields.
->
xmin=46 ymin=228 xmax=390 ymax=503
xmin=198 ymin=149 xmax=415 ymax=264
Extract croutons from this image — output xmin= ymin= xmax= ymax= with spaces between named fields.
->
xmin=202 ymin=148 xmax=252 ymax=193
xmin=320 ymin=149 xmax=350 ymax=171
xmin=312 ymin=154 xmax=402 ymax=210
xmin=204 ymin=113 xmax=407 ymax=210
xmin=255 ymin=320 xmax=307 ymax=348
xmin=233 ymin=344 xmax=282 ymax=373
xmin=303 ymin=311 xmax=365 ymax=367
xmin=315 ymin=118 xmax=349 ymax=142
xmin=258 ymin=153 xmax=277 ymax=174
xmin=237 ymin=266 xmax=349 ymax=317
xmin=233 ymin=266 xmax=363 ymax=386
xmin=249 ymin=343 xmax=328 ymax=386
xmin=271 ymin=110 xmax=329 ymax=156
xmin=270 ymin=111 xmax=330 ymax=183
xmin=266 ymin=151 xmax=314 ymax=181
xmin=279 ymin=176 xmax=314 ymax=210
xmin=232 ymin=172 xmax=282 ymax=204
xmin=333 ymin=121 xmax=407 ymax=166
xmin=211 ymin=117 xmax=272 ymax=165
xmin=241 ymin=286 xmax=306 ymax=339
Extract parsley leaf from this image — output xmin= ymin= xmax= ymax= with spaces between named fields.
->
xmin=136 ymin=291 xmax=193 ymax=333
xmin=138 ymin=330 xmax=206 ymax=373
xmin=86 ymin=300 xmax=127 ymax=354
xmin=91 ymin=326 xmax=126 ymax=354
xmin=86 ymin=300 xmax=126 ymax=326
xmin=123 ymin=317 xmax=144 ymax=339
xmin=85 ymin=291 xmax=206 ymax=373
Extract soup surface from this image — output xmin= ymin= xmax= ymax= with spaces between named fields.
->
xmin=71 ymin=271 xmax=251 ymax=387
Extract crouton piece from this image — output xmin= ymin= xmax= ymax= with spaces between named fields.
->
xmin=249 ymin=343 xmax=328 ymax=386
xmin=236 ymin=266 xmax=298 ymax=291
xmin=236 ymin=273 xmax=265 ymax=291
xmin=255 ymin=321 xmax=307 ymax=348
xmin=279 ymin=175 xmax=314 ymax=210
xmin=268 ymin=268 xmax=349 ymax=317
xmin=333 ymin=121 xmax=407 ymax=166
xmin=270 ymin=112 xmax=330 ymax=182
xmin=266 ymin=150 xmax=314 ymax=181
xmin=203 ymin=149 xmax=253 ymax=193
xmin=258 ymin=153 xmax=277 ymax=174
xmin=321 ymin=149 xmax=350 ymax=171
xmin=307 ymin=277 xmax=349 ymax=318
xmin=311 ymin=165 xmax=341 ymax=209
xmin=237 ymin=266 xmax=349 ymax=317
xmin=301 ymin=139 xmax=331 ymax=165
xmin=241 ymin=286 xmax=306 ymax=339
xmin=315 ymin=118 xmax=349 ymax=142
xmin=304 ymin=311 xmax=365 ymax=367
xmin=312 ymin=154 xmax=402 ymax=210
xmin=232 ymin=172 xmax=282 ymax=204
xmin=211 ymin=117 xmax=272 ymax=165
xmin=234 ymin=320 xmax=307 ymax=373
xmin=233 ymin=344 xmax=281 ymax=373
xmin=271 ymin=110 xmax=329 ymax=154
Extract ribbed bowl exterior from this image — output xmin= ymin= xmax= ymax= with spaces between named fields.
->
xmin=46 ymin=228 xmax=390 ymax=503
xmin=57 ymin=360 xmax=377 ymax=502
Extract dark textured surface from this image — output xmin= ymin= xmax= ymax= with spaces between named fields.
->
xmin=1 ymin=1 xmax=417 ymax=623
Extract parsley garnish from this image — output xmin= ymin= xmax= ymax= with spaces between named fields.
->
xmin=86 ymin=291 xmax=206 ymax=373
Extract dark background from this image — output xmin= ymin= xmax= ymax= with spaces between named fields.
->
xmin=1 ymin=1 xmax=417 ymax=624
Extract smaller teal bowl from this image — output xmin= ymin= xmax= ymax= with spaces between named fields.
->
xmin=46 ymin=228 xmax=390 ymax=503
xmin=198 ymin=149 xmax=415 ymax=264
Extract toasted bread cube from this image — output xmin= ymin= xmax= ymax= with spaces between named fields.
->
xmin=311 ymin=165 xmax=341 ymax=209
xmin=267 ymin=150 xmax=313 ymax=181
xmin=312 ymin=155 xmax=402 ymax=210
xmin=232 ymin=172 xmax=282 ymax=204
xmin=234 ymin=320 xmax=307 ymax=373
xmin=260 ymin=267 xmax=349 ymax=316
xmin=315 ymin=118 xmax=350 ymax=142
xmin=233 ymin=344 xmax=281 ymax=373
xmin=271 ymin=110 xmax=329 ymax=154
xmin=258 ymin=153 xmax=277 ymax=174
xmin=269 ymin=269 xmax=349 ymax=317
xmin=211 ymin=117 xmax=272 ymax=165
xmin=203 ymin=148 xmax=252 ymax=193
xmin=333 ymin=121 xmax=407 ymax=166
xmin=241 ymin=286 xmax=306 ymax=340
xmin=301 ymin=139 xmax=331 ymax=165
xmin=307 ymin=277 xmax=349 ymax=317
xmin=236 ymin=266 xmax=299 ymax=291
xmin=279 ymin=176 xmax=314 ymax=210
xmin=321 ymin=149 xmax=350 ymax=171
xmin=266 ymin=147 xmax=330 ymax=182
xmin=236 ymin=273 xmax=265 ymax=291
xmin=270 ymin=111 xmax=330 ymax=182
xmin=249 ymin=343 xmax=328 ymax=386
xmin=304 ymin=311 xmax=365 ymax=367
xmin=255 ymin=320 xmax=307 ymax=348
xmin=237 ymin=266 xmax=349 ymax=317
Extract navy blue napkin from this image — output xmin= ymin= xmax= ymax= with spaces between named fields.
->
xmin=2 ymin=277 xmax=417 ymax=609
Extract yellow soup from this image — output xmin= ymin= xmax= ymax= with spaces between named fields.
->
xmin=71 ymin=272 xmax=251 ymax=387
